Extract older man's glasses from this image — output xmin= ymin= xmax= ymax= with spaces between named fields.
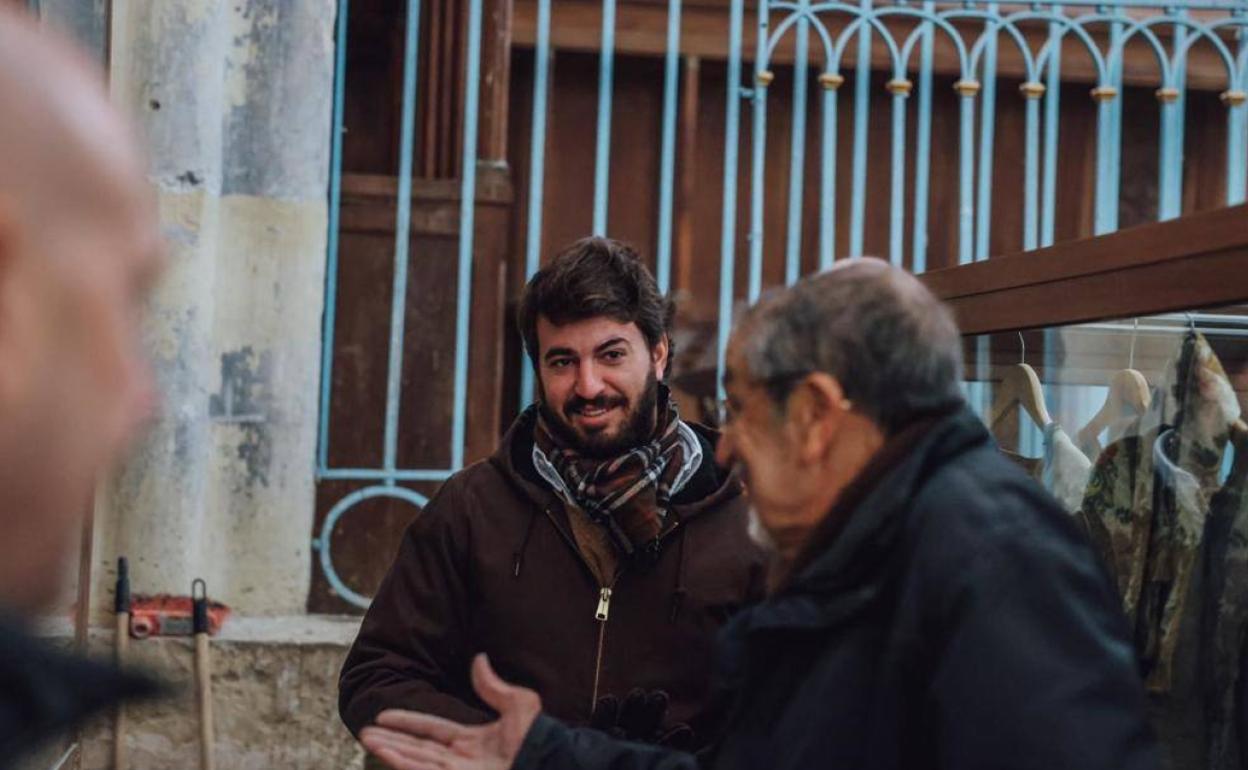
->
xmin=709 ymin=370 xmax=811 ymax=428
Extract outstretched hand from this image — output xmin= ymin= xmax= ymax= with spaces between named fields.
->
xmin=360 ymin=654 xmax=542 ymax=770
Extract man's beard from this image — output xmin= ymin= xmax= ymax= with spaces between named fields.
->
xmin=539 ymin=371 xmax=660 ymax=459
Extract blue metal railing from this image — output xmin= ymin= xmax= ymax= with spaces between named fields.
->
xmin=315 ymin=0 xmax=1248 ymax=607
xmin=313 ymin=0 xmax=475 ymax=606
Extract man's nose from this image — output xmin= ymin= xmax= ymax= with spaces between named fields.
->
xmin=573 ymin=362 xmax=605 ymax=398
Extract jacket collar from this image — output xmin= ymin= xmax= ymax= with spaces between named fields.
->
xmin=735 ymin=405 xmax=990 ymax=636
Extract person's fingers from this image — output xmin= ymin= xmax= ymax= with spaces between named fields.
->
xmin=640 ymin=690 xmax=669 ymax=735
xmin=590 ymin=694 xmax=619 ymax=730
xmin=372 ymin=745 xmax=445 ymax=770
xmin=361 ymin=725 xmax=438 ymax=755
xmin=618 ymin=689 xmax=649 ymax=736
xmin=362 ymin=729 xmax=456 ymax=770
xmin=659 ymin=724 xmax=695 ymax=752
xmin=375 ymin=709 xmax=466 ymax=743
xmin=471 ymin=652 xmax=529 ymax=713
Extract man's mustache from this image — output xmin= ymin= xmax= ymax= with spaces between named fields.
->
xmin=564 ymin=394 xmax=629 ymax=416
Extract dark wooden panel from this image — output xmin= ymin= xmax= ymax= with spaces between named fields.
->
xmin=310 ymin=172 xmax=512 ymax=613
xmin=919 ymin=203 xmax=1248 ymax=335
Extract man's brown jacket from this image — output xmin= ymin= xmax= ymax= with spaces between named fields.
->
xmin=338 ymin=408 xmax=766 ymax=745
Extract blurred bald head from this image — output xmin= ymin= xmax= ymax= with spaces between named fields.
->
xmin=0 ymin=8 xmax=148 ymax=230
xmin=0 ymin=7 xmax=163 ymax=616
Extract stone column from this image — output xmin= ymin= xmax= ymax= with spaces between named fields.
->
xmin=94 ymin=0 xmax=335 ymax=617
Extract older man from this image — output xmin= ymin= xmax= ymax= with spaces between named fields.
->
xmin=358 ymin=258 xmax=1158 ymax=770
xmin=0 ymin=6 xmax=165 ymax=761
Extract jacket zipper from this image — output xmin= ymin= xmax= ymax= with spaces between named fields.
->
xmin=590 ymin=577 xmax=620 ymax=709
xmin=539 ymin=506 xmax=682 ymax=712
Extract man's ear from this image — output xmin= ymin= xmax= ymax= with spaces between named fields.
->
xmin=651 ymin=334 xmax=670 ymax=378
xmin=786 ymin=373 xmax=848 ymax=464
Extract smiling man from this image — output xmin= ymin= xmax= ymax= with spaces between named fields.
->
xmin=339 ymin=237 xmax=764 ymax=761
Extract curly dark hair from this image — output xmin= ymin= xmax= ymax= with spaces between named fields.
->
xmin=517 ymin=237 xmax=674 ymax=373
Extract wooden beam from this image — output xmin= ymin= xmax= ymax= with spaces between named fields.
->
xmin=513 ymin=0 xmax=1236 ymax=90
xmin=480 ymin=0 xmax=513 ymax=163
xmin=919 ymin=203 xmax=1248 ymax=335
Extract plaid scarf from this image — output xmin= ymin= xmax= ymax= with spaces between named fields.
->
xmin=534 ymin=391 xmax=688 ymax=559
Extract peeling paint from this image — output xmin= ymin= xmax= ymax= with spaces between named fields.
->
xmin=209 ymin=346 xmax=270 ymax=421
xmin=234 ymin=423 xmax=272 ymax=489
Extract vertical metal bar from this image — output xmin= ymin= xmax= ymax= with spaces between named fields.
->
xmin=1093 ymin=94 xmax=1116 ymax=235
xmin=592 ymin=0 xmax=618 ymax=235
xmin=1109 ymin=14 xmax=1125 ymax=227
xmin=818 ymin=79 xmax=838 ymax=270
xmin=887 ymin=82 xmax=908 ymax=267
xmin=785 ymin=10 xmax=810 ymax=285
xmin=1231 ymin=97 xmax=1248 ymax=204
xmin=975 ymin=6 xmax=1000 ymax=261
xmin=747 ymin=0 xmax=769 ymax=301
xmin=452 ymin=0 xmax=485 ymax=470
xmin=849 ymin=0 xmax=873 ymax=257
xmin=519 ymin=0 xmax=552 ymax=408
xmin=1158 ymin=17 xmax=1187 ymax=221
xmin=317 ymin=0 xmax=350 ymax=473
xmin=1229 ymin=26 xmax=1248 ymax=205
xmin=1094 ymin=15 xmax=1124 ymax=235
xmin=1023 ymin=91 xmax=1042 ymax=250
xmin=1041 ymin=9 xmax=1063 ymax=248
xmin=1157 ymin=99 xmax=1179 ymax=219
xmin=912 ymin=1 xmax=936 ymax=273
xmin=382 ymin=0 xmax=423 ymax=480
xmin=716 ymin=0 xmax=746 ymax=399
xmin=957 ymin=88 xmax=976 ymax=265
xmin=656 ymin=0 xmax=684 ymax=294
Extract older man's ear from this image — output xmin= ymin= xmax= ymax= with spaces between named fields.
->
xmin=786 ymin=373 xmax=850 ymax=466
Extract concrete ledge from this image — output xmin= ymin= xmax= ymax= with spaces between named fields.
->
xmin=34 ymin=613 xmax=362 ymax=646
xmin=30 ymin=613 xmax=366 ymax=770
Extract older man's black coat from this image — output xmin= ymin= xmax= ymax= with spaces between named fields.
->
xmin=514 ymin=406 xmax=1159 ymax=770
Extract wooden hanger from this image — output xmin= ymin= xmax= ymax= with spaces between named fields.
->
xmin=1076 ymin=368 xmax=1151 ymax=453
xmin=989 ymin=363 xmax=1053 ymax=433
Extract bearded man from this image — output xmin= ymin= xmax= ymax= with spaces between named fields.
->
xmin=339 ymin=237 xmax=765 ymax=756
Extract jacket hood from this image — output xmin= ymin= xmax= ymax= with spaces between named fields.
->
xmin=489 ymin=404 xmax=744 ymax=521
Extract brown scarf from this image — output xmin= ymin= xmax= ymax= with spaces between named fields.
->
xmin=534 ymin=391 xmax=687 ymax=560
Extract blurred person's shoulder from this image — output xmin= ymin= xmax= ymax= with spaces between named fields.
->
xmin=0 ymin=612 xmax=163 ymax=762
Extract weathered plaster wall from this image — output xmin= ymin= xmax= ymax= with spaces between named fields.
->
xmin=93 ymin=0 xmax=335 ymax=616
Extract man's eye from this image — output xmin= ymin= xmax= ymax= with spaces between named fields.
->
xmin=602 ymin=350 xmax=625 ymax=361
xmin=549 ymin=359 xmax=572 ymax=369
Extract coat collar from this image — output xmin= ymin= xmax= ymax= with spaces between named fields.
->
xmin=735 ymin=405 xmax=990 ymax=636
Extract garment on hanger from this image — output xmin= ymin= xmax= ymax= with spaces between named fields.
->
xmin=1080 ymin=332 xmax=1241 ymax=690
xmin=1041 ymin=422 xmax=1092 ymax=513
xmin=1203 ymin=435 xmax=1248 ymax=770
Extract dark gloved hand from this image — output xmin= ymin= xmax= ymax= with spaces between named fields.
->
xmin=590 ymin=689 xmax=695 ymax=750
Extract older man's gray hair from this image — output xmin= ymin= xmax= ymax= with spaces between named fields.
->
xmin=732 ymin=258 xmax=964 ymax=433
